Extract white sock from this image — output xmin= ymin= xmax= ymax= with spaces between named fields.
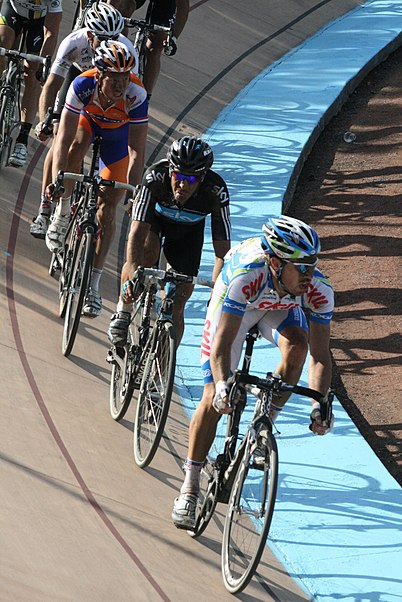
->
xmin=90 ymin=268 xmax=102 ymax=292
xmin=56 ymin=196 xmax=71 ymax=216
xmin=180 ymin=458 xmax=203 ymax=495
xmin=117 ymin=299 xmax=133 ymax=313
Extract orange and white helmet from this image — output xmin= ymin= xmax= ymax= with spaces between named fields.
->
xmin=94 ymin=40 xmax=136 ymax=73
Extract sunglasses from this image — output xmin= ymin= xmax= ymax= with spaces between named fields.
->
xmin=172 ymin=171 xmax=199 ymax=184
xmin=97 ymin=35 xmax=119 ymax=42
xmin=288 ymin=259 xmax=318 ymax=274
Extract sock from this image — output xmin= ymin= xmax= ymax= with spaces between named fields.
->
xmin=180 ymin=458 xmax=203 ymax=495
xmin=16 ymin=123 xmax=32 ymax=145
xmin=40 ymin=193 xmax=51 ymax=216
xmin=90 ymin=268 xmax=102 ymax=292
xmin=55 ymin=196 xmax=71 ymax=216
xmin=117 ymin=299 xmax=133 ymax=313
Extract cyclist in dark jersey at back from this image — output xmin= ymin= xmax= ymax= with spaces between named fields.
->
xmin=108 ymin=135 xmax=231 ymax=346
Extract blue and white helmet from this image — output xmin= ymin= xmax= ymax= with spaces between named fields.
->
xmin=262 ymin=215 xmax=321 ymax=261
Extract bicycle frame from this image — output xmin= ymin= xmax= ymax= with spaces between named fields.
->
xmin=0 ymin=31 xmax=50 ymax=167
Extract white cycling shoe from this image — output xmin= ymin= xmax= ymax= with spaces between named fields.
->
xmin=172 ymin=493 xmax=198 ymax=530
xmin=45 ymin=212 xmax=69 ymax=253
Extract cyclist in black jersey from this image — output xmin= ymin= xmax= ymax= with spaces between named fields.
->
xmin=108 ymin=135 xmax=231 ymax=346
xmin=134 ymin=0 xmax=189 ymax=98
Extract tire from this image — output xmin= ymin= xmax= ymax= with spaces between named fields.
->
xmin=133 ymin=320 xmax=176 ymax=468
xmin=221 ymin=429 xmax=278 ymax=594
xmin=62 ymin=231 xmax=94 ymax=357
xmin=135 ymin=37 xmax=147 ymax=82
xmin=108 ymin=294 xmax=148 ymax=421
xmin=0 ymin=92 xmax=13 ymax=169
xmin=188 ymin=460 xmax=219 ymax=538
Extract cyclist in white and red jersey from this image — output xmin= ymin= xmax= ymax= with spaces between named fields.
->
xmin=0 ymin=0 xmax=62 ymax=166
xmin=45 ymin=40 xmax=148 ymax=317
xmin=31 ymin=2 xmax=137 ymax=239
xmin=172 ymin=215 xmax=335 ymax=529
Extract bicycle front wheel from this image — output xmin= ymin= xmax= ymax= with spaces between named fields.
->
xmin=0 ymin=91 xmax=13 ymax=168
xmin=222 ymin=429 xmax=278 ymax=594
xmin=62 ymin=231 xmax=94 ymax=357
xmin=133 ymin=320 xmax=176 ymax=468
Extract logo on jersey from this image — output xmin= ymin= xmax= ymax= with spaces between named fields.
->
xmin=146 ymin=169 xmax=166 ymax=184
xmin=212 ymin=184 xmax=229 ymax=204
xmin=201 ymin=319 xmax=211 ymax=357
xmin=306 ymin=284 xmax=328 ymax=310
xmin=241 ymin=273 xmax=264 ymax=300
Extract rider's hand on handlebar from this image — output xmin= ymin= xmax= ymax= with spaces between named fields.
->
xmin=121 ymin=269 xmax=144 ymax=303
xmin=45 ymin=182 xmax=64 ymax=203
xmin=35 ymin=121 xmax=52 ymax=142
xmin=213 ymin=380 xmax=232 ymax=414
xmin=309 ymin=401 xmax=334 ymax=435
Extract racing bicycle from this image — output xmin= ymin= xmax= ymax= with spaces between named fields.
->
xmin=52 ymin=137 xmax=135 ymax=357
xmin=124 ymin=6 xmax=176 ymax=82
xmin=107 ymin=267 xmax=213 ymax=469
xmin=189 ymin=326 xmax=334 ymax=594
xmin=0 ymin=40 xmax=50 ymax=168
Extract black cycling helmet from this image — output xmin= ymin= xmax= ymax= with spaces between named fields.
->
xmin=167 ymin=136 xmax=214 ymax=175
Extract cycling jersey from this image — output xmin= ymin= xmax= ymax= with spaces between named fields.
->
xmin=9 ymin=0 xmax=62 ymax=19
xmin=64 ymin=68 xmax=148 ymax=182
xmin=51 ymin=29 xmax=137 ymax=78
xmin=64 ymin=68 xmax=148 ymax=128
xmin=220 ymin=236 xmax=334 ymax=322
xmin=200 ymin=236 xmax=334 ymax=384
xmin=133 ymin=159 xmax=231 ymax=240
xmin=132 ymin=158 xmax=230 ymax=275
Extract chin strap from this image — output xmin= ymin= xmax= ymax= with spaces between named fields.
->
xmin=275 ymin=260 xmax=293 ymax=296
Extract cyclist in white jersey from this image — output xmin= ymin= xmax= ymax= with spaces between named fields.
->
xmin=0 ymin=0 xmax=62 ymax=166
xmin=172 ymin=215 xmax=335 ymax=529
xmin=30 ymin=2 xmax=137 ymax=239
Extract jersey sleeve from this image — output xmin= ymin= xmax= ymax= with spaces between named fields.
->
xmin=64 ymin=72 xmax=94 ymax=115
xmin=127 ymin=78 xmax=148 ymax=125
xmin=50 ymin=33 xmax=77 ymax=77
xmin=210 ymin=175 xmax=231 ymax=241
xmin=303 ymin=270 xmax=334 ymax=323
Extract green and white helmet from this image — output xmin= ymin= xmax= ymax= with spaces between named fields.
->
xmin=262 ymin=215 xmax=321 ymax=261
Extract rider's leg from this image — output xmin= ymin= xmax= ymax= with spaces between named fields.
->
xmin=143 ymin=31 xmax=165 ymax=97
xmin=171 ymin=282 xmax=194 ymax=346
xmin=0 ymin=22 xmax=15 ymax=73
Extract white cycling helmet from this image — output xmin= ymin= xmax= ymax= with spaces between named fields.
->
xmin=85 ymin=2 xmax=124 ymax=38
xmin=262 ymin=215 xmax=321 ymax=261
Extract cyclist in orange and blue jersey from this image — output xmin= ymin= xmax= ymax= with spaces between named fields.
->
xmin=45 ymin=40 xmax=148 ymax=318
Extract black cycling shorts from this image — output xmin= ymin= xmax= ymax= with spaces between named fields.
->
xmin=136 ymin=0 xmax=176 ymax=26
xmin=150 ymin=215 xmax=204 ymax=277
xmin=0 ymin=0 xmax=44 ymax=53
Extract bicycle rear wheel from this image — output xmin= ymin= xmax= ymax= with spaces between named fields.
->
xmin=133 ymin=320 xmax=176 ymax=468
xmin=62 ymin=231 xmax=94 ymax=357
xmin=222 ymin=429 xmax=278 ymax=594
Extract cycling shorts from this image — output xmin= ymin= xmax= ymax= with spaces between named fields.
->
xmin=148 ymin=214 xmax=204 ymax=276
xmin=200 ymin=279 xmax=308 ymax=384
xmin=79 ymin=112 xmax=130 ymax=183
xmin=136 ymin=0 xmax=176 ymax=26
xmin=0 ymin=1 xmax=44 ymax=52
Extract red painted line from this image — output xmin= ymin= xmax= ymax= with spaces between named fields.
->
xmin=5 ymin=145 xmax=171 ymax=602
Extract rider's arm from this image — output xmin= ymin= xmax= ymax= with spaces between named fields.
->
xmin=174 ymin=0 xmax=190 ymax=37
xmin=41 ymin=10 xmax=62 ymax=60
xmin=51 ymin=108 xmax=80 ymax=181
xmin=39 ymin=72 xmax=64 ymax=122
xmin=125 ymin=219 xmax=150 ymax=276
xmin=127 ymin=122 xmax=148 ymax=186
xmin=308 ymin=320 xmax=332 ymax=396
